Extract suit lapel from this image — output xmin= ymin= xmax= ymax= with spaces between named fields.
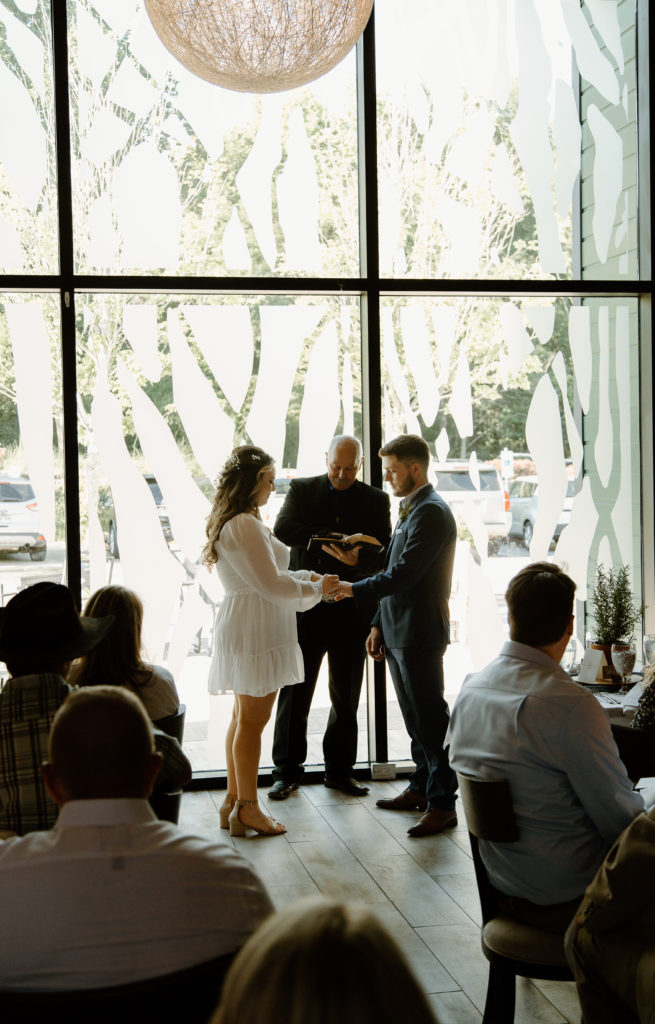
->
xmin=385 ymin=486 xmax=435 ymax=567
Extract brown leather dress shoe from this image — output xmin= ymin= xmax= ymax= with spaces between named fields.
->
xmin=376 ymin=787 xmax=428 ymax=811
xmin=407 ymin=807 xmax=457 ymax=837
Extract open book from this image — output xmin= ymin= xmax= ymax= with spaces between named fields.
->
xmin=307 ymin=532 xmax=384 ymax=554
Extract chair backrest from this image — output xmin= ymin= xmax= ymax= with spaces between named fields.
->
xmin=456 ymin=773 xmax=518 ymax=842
xmin=153 ymin=703 xmax=186 ymax=743
xmin=0 ymin=950 xmax=235 ymax=1024
xmin=456 ymin=772 xmax=518 ymax=924
xmin=149 ymin=788 xmax=183 ymax=824
xmin=611 ymin=721 xmax=655 ymax=784
xmin=149 ymin=704 xmax=187 ymax=823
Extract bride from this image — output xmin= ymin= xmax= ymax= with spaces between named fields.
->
xmin=203 ymin=445 xmax=339 ymax=836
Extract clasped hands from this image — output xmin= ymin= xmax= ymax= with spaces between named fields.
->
xmin=312 ymin=574 xmax=353 ymax=600
xmin=310 ymin=576 xmax=382 ymax=659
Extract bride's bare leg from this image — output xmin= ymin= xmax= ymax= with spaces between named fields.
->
xmin=219 ymin=697 xmax=239 ymax=825
xmin=225 ymin=696 xmax=238 ymax=796
xmin=233 ymin=691 xmax=281 ymax=831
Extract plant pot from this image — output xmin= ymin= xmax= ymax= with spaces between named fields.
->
xmin=590 ymin=643 xmax=621 ymax=683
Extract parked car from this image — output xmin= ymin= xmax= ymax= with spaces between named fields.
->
xmin=433 ymin=461 xmax=511 ymax=555
xmin=508 ymin=475 xmax=575 ymax=548
xmin=0 ymin=476 xmax=47 ymax=561
xmin=98 ymin=474 xmax=172 ymax=558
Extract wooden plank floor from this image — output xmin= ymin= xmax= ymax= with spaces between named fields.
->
xmin=179 ymin=779 xmax=583 ymax=1024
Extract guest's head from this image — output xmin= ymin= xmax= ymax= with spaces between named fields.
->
xmin=0 ymin=582 xmax=114 ymax=678
xmin=326 ymin=435 xmax=363 ymax=491
xmin=42 ymin=686 xmax=161 ymax=805
xmin=71 ymin=585 xmax=148 ymax=690
xmin=213 ymin=896 xmax=439 ymax=1024
xmin=379 ymin=435 xmax=430 ymax=498
xmin=506 ymin=562 xmax=576 ymax=648
xmin=203 ymin=445 xmax=274 ymax=567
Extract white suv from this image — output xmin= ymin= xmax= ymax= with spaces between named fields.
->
xmin=0 ymin=477 xmax=47 ymax=561
xmin=433 ymin=461 xmax=511 ymax=555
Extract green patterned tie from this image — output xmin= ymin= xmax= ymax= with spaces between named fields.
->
xmin=398 ymin=503 xmax=414 ymax=521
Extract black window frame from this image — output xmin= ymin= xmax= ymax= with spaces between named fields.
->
xmin=0 ymin=1 xmax=652 ymax=780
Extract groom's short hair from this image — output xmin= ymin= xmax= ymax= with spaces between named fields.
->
xmin=379 ymin=435 xmax=430 ymax=470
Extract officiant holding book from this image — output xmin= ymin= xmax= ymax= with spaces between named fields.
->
xmin=269 ymin=436 xmax=391 ymax=800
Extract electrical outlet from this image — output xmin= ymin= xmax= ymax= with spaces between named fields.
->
xmin=371 ymin=762 xmax=397 ymax=780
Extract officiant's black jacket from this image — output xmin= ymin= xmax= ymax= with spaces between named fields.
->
xmin=274 ymin=475 xmax=391 ymax=589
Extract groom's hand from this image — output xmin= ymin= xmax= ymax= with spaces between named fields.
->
xmin=366 ymin=626 xmax=385 ymax=661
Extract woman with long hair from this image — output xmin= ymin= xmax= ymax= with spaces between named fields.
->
xmin=213 ymin=896 xmax=440 ymax=1024
xmin=202 ymin=445 xmax=339 ymax=837
xmin=67 ymin=585 xmax=179 ymax=721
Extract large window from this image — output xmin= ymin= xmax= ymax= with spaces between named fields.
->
xmin=67 ymin=0 xmax=359 ymax=277
xmin=1 ymin=0 xmax=651 ymax=778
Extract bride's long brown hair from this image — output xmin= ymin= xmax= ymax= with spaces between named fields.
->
xmin=202 ymin=445 xmax=274 ymax=568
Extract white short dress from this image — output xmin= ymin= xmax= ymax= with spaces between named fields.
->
xmin=207 ymin=513 xmax=323 ymax=697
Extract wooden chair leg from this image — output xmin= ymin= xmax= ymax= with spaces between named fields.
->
xmin=482 ymin=961 xmax=516 ymax=1024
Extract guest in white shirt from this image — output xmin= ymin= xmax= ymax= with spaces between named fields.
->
xmin=0 ymin=686 xmax=272 ymax=992
xmin=446 ymin=561 xmax=643 ymax=934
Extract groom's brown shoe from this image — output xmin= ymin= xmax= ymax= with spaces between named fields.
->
xmin=407 ymin=807 xmax=457 ymax=837
xmin=376 ymin=787 xmax=427 ymax=811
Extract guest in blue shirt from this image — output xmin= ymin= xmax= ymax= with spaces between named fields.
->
xmin=446 ymin=561 xmax=644 ymax=935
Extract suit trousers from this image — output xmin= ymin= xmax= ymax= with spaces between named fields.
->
xmin=272 ymin=600 xmax=368 ymax=782
xmin=385 ymin=645 xmax=457 ymax=810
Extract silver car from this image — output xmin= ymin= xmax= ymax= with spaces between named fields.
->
xmin=508 ymin=475 xmax=574 ymax=548
xmin=0 ymin=477 xmax=47 ymax=561
xmin=433 ymin=461 xmax=511 ymax=555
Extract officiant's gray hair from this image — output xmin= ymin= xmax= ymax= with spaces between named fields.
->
xmin=327 ymin=435 xmax=362 ymax=462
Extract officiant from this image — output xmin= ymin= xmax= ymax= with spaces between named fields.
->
xmin=269 ymin=436 xmax=391 ymax=800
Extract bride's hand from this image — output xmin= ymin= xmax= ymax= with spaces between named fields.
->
xmin=321 ymin=574 xmax=340 ymax=595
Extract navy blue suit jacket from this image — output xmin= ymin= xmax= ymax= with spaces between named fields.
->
xmin=351 ymin=485 xmax=456 ymax=650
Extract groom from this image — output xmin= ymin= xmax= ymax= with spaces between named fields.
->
xmin=336 ymin=434 xmax=458 ymax=836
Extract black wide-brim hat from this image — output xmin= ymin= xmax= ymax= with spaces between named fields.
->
xmin=0 ymin=582 xmax=114 ymax=664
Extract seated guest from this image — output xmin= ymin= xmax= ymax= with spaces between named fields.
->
xmin=0 ymin=582 xmax=113 ymax=835
xmin=446 ymin=562 xmax=643 ymax=934
xmin=0 ymin=687 xmax=272 ymax=990
xmin=213 ymin=895 xmax=440 ymax=1024
xmin=67 ymin=585 xmax=179 ymax=721
xmin=632 ymin=660 xmax=655 ymax=729
xmin=66 ymin=585 xmax=191 ymax=792
xmin=565 ymin=806 xmax=655 ymax=1024
xmin=609 ymin=661 xmax=655 ymax=785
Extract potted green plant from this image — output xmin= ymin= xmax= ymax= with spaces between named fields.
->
xmin=590 ymin=564 xmax=642 ymax=680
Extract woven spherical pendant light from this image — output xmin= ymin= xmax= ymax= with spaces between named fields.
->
xmin=144 ymin=0 xmax=374 ymax=93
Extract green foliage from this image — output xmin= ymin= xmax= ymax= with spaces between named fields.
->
xmin=591 ymin=564 xmax=642 ymax=644
xmin=1 ymin=0 xmax=578 ymax=484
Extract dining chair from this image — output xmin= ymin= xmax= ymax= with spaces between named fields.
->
xmin=611 ymin=721 xmax=655 ymax=784
xmin=150 ymin=703 xmax=187 ymax=823
xmin=153 ymin=702 xmax=187 ymax=743
xmin=0 ymin=950 xmax=235 ymax=1024
xmin=456 ymin=772 xmax=574 ymax=1024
